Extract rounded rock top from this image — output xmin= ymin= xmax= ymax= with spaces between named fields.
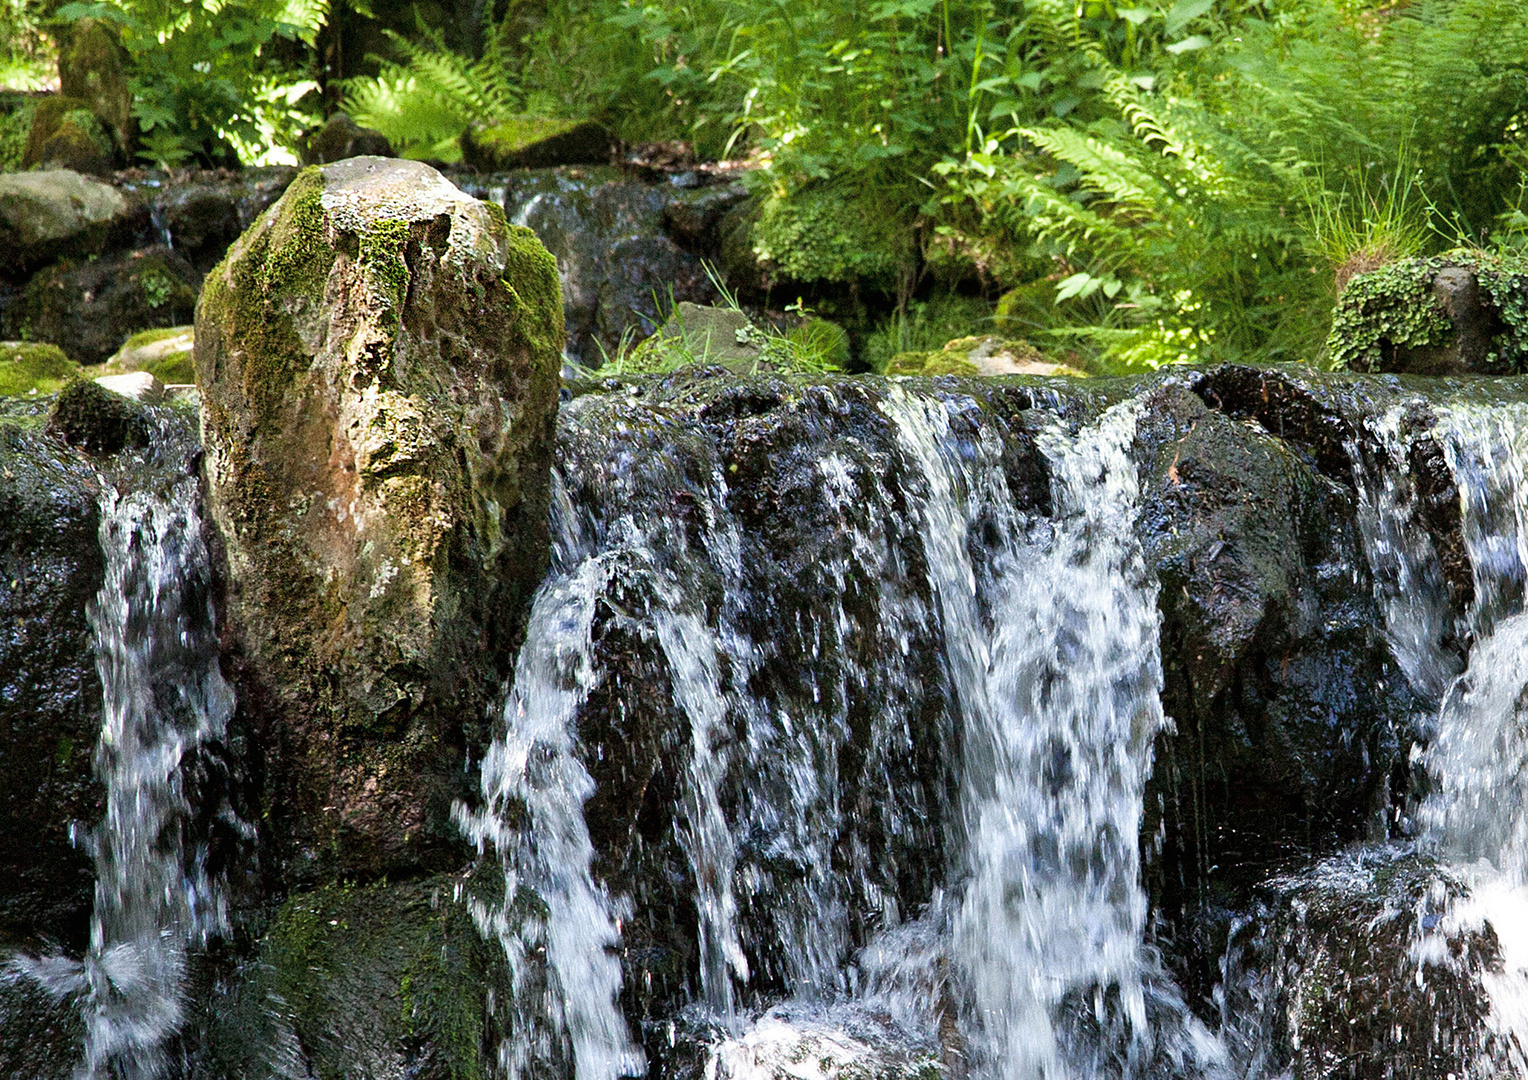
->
xmin=317 ymin=156 xmax=508 ymax=265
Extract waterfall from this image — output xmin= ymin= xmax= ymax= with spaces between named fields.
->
xmin=1349 ymin=399 xmax=1528 ymax=1069
xmin=1 ymin=425 xmax=239 ymax=1080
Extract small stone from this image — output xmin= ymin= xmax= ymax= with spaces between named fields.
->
xmin=94 ymin=371 xmax=164 ymax=402
xmin=301 ymin=111 xmax=394 ymax=165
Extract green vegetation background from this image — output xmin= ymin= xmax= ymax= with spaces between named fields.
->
xmin=3 ymin=0 xmax=1527 ymax=373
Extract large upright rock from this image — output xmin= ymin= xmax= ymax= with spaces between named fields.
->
xmin=195 ymin=157 xmax=561 ymax=882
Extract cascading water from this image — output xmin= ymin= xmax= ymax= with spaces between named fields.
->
xmin=471 ymin=378 xmax=1228 ymax=1079
xmin=1346 ymin=397 xmax=1528 ymax=1071
xmin=4 ymin=415 xmax=239 ymax=1080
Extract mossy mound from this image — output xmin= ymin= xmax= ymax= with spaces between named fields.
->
xmin=58 ymin=18 xmax=134 ymax=159
xmin=46 ymin=375 xmax=150 ymax=455
xmin=101 ymin=325 xmax=194 ymax=384
xmin=0 ymin=342 xmax=78 ymax=396
xmin=22 ymin=96 xmax=114 ymax=176
xmin=1330 ymin=249 xmax=1528 ymax=374
xmin=749 ymin=181 xmax=914 ymax=288
xmin=213 ymin=876 xmax=506 ymax=1080
xmin=460 ymin=117 xmax=611 ymax=171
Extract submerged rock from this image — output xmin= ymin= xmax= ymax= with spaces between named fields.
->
xmin=196 ymin=156 xmax=561 ymax=882
xmin=2 ymin=245 xmax=199 ymax=365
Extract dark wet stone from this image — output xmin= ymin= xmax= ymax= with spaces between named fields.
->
xmin=0 ymin=398 xmax=104 ymax=949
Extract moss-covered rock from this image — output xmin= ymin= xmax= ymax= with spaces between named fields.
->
xmin=46 ymin=375 xmax=150 ymax=455
xmin=2 ymin=246 xmax=198 ymax=364
xmin=0 ymin=168 xmax=138 ymax=273
xmin=749 ymin=181 xmax=914 ymax=289
xmin=0 ymin=95 xmax=37 ymax=172
xmin=22 ymin=96 xmax=115 ymax=176
xmin=0 ymin=342 xmax=78 ymax=396
xmin=460 ymin=117 xmax=612 ymax=171
xmin=196 ymin=157 xmax=561 ymax=883
xmin=57 ymin=18 xmax=135 ymax=161
xmin=300 ymin=110 xmax=394 ymax=165
xmin=210 ymin=875 xmax=506 ymax=1080
xmin=101 ymin=325 xmax=194 ymax=384
xmin=1330 ymin=250 xmax=1528 ymax=375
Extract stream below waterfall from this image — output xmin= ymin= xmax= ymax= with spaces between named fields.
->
xmin=18 ymin=367 xmax=1528 ymax=1078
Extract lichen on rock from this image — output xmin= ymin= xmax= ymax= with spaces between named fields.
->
xmin=196 ymin=156 xmax=561 ymax=883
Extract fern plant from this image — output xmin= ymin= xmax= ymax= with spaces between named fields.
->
xmin=343 ymin=22 xmax=520 ymax=162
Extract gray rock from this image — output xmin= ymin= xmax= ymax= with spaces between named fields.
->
xmin=196 ymin=156 xmax=561 ymax=883
xmin=300 ymin=111 xmax=393 ymax=165
xmin=0 ymin=170 xmax=138 ymax=271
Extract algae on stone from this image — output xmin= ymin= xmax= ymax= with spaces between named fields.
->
xmin=196 ymin=156 xmax=561 ymax=883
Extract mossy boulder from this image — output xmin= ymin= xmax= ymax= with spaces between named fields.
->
xmin=1330 ymin=250 xmax=1528 ymax=375
xmin=460 ymin=117 xmax=612 ymax=172
xmin=46 ymin=375 xmax=151 ymax=455
xmin=22 ymin=96 xmax=115 ymax=176
xmin=210 ymin=875 xmax=506 ymax=1080
xmin=0 ymin=342 xmax=78 ymax=396
xmin=2 ymin=245 xmax=198 ymax=364
xmin=749 ymin=181 xmax=913 ymax=289
xmin=0 ymin=397 xmax=106 ymax=950
xmin=300 ymin=110 xmax=394 ymax=165
xmin=0 ymin=169 xmax=138 ymax=272
xmin=885 ymin=335 xmax=1082 ymax=377
xmin=57 ymin=18 xmax=135 ymax=160
xmin=102 ymin=325 xmax=194 ymax=384
xmin=196 ymin=157 xmax=562 ymax=883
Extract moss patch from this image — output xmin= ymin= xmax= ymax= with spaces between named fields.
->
xmin=501 ymin=221 xmax=565 ymax=370
xmin=245 ymin=876 xmax=500 ymax=1080
xmin=0 ymin=342 xmax=77 ymax=396
xmin=750 ymin=180 xmax=914 ymax=287
xmin=1329 ymin=249 xmax=1528 ymax=373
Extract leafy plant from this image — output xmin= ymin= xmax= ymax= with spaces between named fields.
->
xmin=57 ymin=0 xmax=326 ymax=166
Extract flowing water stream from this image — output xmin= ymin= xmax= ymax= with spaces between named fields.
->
xmin=4 ymin=415 xmax=238 ymax=1079
xmin=465 ymin=382 xmax=1231 ymax=1080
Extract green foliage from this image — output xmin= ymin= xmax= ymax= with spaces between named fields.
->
xmin=861 ymin=291 xmax=994 ymax=373
xmin=0 ymin=0 xmax=53 ymax=91
xmin=343 ymin=22 xmax=519 ymax=162
xmin=57 ymin=0 xmax=326 ymax=166
xmin=1329 ymin=250 xmax=1528 ymax=373
xmin=0 ymin=98 xmax=36 ymax=170
xmin=750 ymin=179 xmax=914 ymax=288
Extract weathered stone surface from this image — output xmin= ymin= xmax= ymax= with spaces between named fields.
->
xmin=460 ymin=117 xmax=612 ymax=172
xmin=2 ymin=245 xmax=198 ymax=364
xmin=0 ymin=169 xmax=139 ymax=272
xmin=0 ymin=341 xmax=78 ymax=395
xmin=300 ymin=111 xmax=394 ymax=165
xmin=93 ymin=370 xmax=164 ymax=402
xmin=196 ymin=157 xmax=561 ymax=882
xmin=0 ymin=397 xmax=104 ymax=949
xmin=57 ymin=19 xmax=134 ymax=160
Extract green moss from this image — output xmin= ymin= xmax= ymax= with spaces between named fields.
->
xmin=122 ymin=326 xmax=188 ymax=349
xmin=500 ymin=221 xmax=564 ymax=373
xmin=0 ymin=342 xmax=77 ymax=396
xmin=358 ymin=216 xmax=412 ymax=314
xmin=199 ymin=166 xmax=336 ymax=415
xmin=474 ymin=116 xmax=581 ymax=152
xmin=1329 ymin=249 xmax=1528 ymax=372
xmin=0 ymin=99 xmax=36 ymax=172
xmin=750 ymin=181 xmax=914 ymax=287
xmin=257 ymin=877 xmax=496 ymax=1080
